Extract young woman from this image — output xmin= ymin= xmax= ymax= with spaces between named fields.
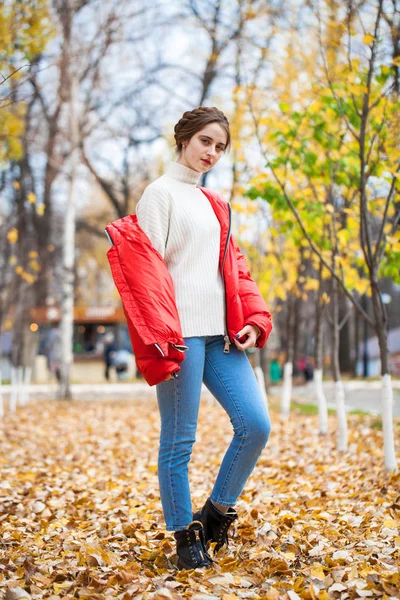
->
xmin=134 ymin=106 xmax=272 ymax=570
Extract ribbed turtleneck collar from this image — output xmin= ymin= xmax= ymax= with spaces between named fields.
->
xmin=165 ymin=161 xmax=201 ymax=186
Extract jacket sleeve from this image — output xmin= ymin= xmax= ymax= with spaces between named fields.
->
xmin=135 ymin=184 xmax=171 ymax=259
xmin=232 ymin=234 xmax=272 ymax=348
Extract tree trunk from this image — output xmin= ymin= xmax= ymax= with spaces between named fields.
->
xmin=281 ymin=362 xmax=293 ymax=420
xmin=259 ymin=343 xmax=269 ymax=389
xmin=281 ymin=296 xmax=294 ymax=420
xmin=339 ymin=292 xmax=352 ymax=373
xmin=354 ymin=304 xmax=360 ymax=377
xmin=59 ymin=58 xmax=78 ymax=400
xmin=255 ymin=367 xmax=269 ymax=408
xmin=381 ymin=373 xmax=397 ymax=472
xmin=0 ymin=337 xmax=3 ymax=417
xmin=315 ymin=259 xmax=328 ymax=434
xmin=331 ymin=275 xmax=348 ymax=452
xmin=314 ymin=368 xmax=328 ymax=435
xmin=254 ymin=350 xmax=268 ymax=408
xmin=362 ymin=294 xmax=370 ymax=377
xmin=35 ymin=129 xmax=58 ymax=306
xmin=21 ymin=366 xmax=32 ymax=407
xmin=10 ymin=366 xmax=22 ymax=413
xmin=371 ymin=282 xmax=397 ymax=471
xmin=10 ymin=288 xmax=26 ymax=410
xmin=292 ymin=294 xmax=301 ymax=376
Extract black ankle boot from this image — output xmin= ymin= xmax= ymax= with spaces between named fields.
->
xmin=174 ymin=520 xmax=213 ymax=570
xmin=193 ymin=497 xmax=238 ymax=553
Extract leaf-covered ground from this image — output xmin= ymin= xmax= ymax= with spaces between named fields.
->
xmin=0 ymin=396 xmax=399 ymax=600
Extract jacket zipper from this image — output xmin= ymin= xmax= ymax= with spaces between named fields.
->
xmin=221 ymin=202 xmax=232 ymax=354
xmin=154 ymin=343 xmax=189 ymax=356
xmin=154 ymin=343 xmax=165 ymax=356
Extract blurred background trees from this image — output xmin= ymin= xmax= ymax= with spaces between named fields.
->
xmin=1 ymin=0 xmax=399 ymax=467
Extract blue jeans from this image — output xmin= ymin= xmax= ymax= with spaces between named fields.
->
xmin=156 ymin=335 xmax=271 ymax=531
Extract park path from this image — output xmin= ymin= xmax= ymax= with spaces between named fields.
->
xmin=1 ymin=379 xmax=399 ymax=415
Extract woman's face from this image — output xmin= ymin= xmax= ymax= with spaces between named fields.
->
xmin=178 ymin=122 xmax=228 ymax=173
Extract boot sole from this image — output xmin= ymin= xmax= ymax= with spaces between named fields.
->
xmin=176 ymin=557 xmax=213 ymax=570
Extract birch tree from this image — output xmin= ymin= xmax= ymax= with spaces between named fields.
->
xmin=56 ymin=0 xmax=79 ymax=400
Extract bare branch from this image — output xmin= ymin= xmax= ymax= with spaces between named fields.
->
xmin=339 ymin=305 xmax=353 ymax=330
xmin=76 ymin=218 xmax=106 ymax=238
xmin=375 ymin=163 xmax=400 ymax=264
xmin=81 ymin=146 xmax=123 ymax=217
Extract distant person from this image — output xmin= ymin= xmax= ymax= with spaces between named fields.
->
xmin=269 ymin=358 xmax=281 ymax=383
xmin=46 ymin=326 xmax=61 ymax=382
xmin=304 ymin=357 xmax=314 ymax=382
xmin=106 ymin=106 xmax=273 ymax=570
xmin=296 ymin=355 xmax=306 ymax=378
xmin=103 ymin=333 xmax=116 ymax=381
xmin=113 ymin=348 xmax=132 ymax=380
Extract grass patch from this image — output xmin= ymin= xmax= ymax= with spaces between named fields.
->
xmin=293 ymin=402 xmax=318 ymax=415
xmin=292 ymin=401 xmax=336 ymax=416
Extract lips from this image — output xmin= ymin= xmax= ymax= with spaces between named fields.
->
xmin=201 ymin=159 xmax=212 ymax=165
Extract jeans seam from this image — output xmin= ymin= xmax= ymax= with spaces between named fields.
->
xmin=168 ymin=377 xmax=179 ymax=528
xmin=205 ymin=352 xmax=248 ymax=502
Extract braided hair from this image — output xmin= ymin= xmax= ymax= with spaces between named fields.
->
xmin=174 ymin=106 xmax=230 ymax=154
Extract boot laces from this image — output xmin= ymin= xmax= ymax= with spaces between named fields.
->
xmin=217 ymin=516 xmax=233 ymax=547
xmin=186 ymin=531 xmax=198 ymax=565
xmin=187 ymin=527 xmax=212 ymax=564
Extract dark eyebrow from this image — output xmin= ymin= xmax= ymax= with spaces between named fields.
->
xmin=200 ymin=134 xmax=226 ymax=148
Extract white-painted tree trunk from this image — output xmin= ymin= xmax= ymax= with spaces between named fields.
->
xmin=255 ymin=366 xmax=268 ymax=408
xmin=17 ymin=366 xmax=24 ymax=406
xmin=0 ymin=362 xmax=3 ymax=418
xmin=20 ymin=366 xmax=32 ymax=407
xmin=281 ymin=361 xmax=292 ymax=420
xmin=314 ymin=368 xmax=328 ymax=435
xmin=334 ymin=379 xmax=348 ymax=452
xmin=10 ymin=366 xmax=18 ymax=413
xmin=381 ymin=374 xmax=397 ymax=472
xmin=59 ymin=72 xmax=78 ymax=400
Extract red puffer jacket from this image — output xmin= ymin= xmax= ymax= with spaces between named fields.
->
xmin=105 ymin=186 xmax=272 ymax=386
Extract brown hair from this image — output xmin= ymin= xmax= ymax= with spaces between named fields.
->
xmin=174 ymin=106 xmax=230 ymax=154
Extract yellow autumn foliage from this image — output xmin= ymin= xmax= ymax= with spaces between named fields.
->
xmin=0 ymin=1 xmax=54 ymax=162
xmin=1 ymin=397 xmax=398 ymax=596
xmin=7 ymin=228 xmax=18 ymax=244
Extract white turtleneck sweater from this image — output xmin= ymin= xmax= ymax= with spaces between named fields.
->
xmin=135 ymin=161 xmax=226 ymax=338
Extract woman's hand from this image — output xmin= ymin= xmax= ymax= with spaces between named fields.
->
xmin=233 ymin=324 xmax=260 ymax=351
